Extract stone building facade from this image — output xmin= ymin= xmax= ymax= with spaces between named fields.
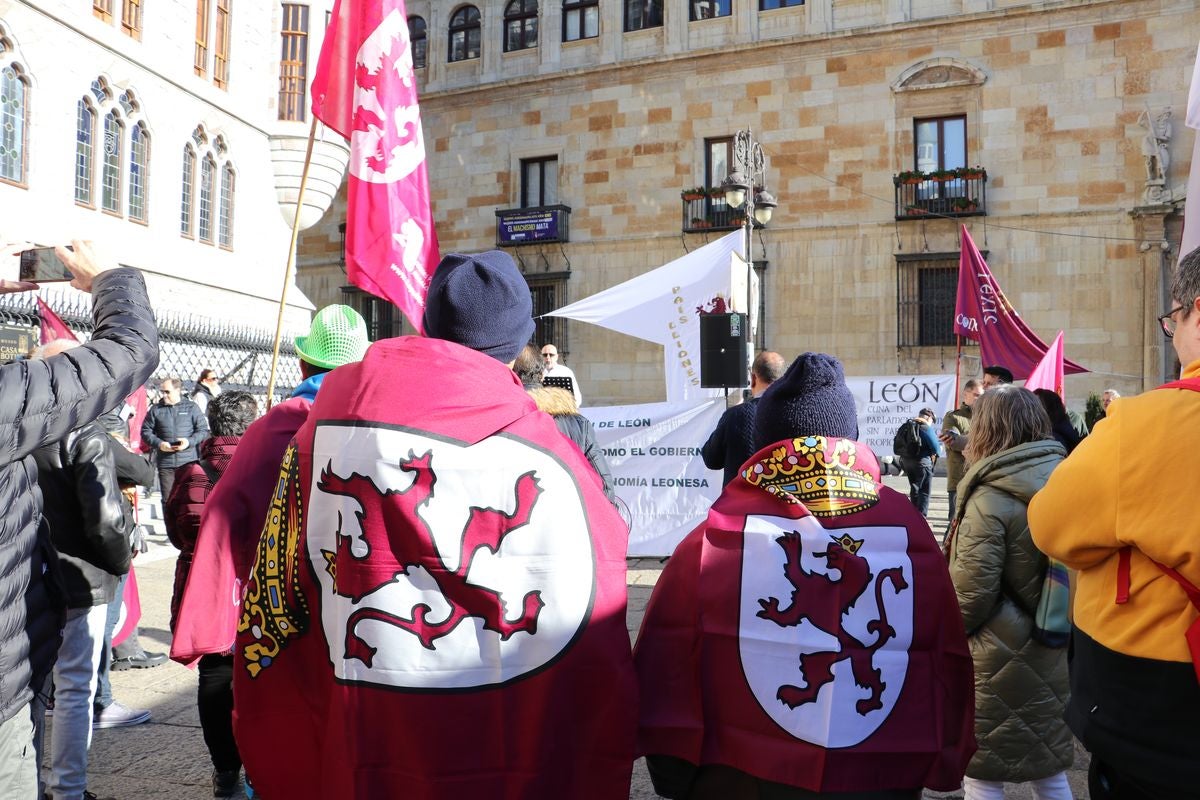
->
xmin=297 ymin=0 xmax=1197 ymax=409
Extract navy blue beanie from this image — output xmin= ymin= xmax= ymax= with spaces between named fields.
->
xmin=754 ymin=353 xmax=859 ymax=449
xmin=422 ymin=251 xmax=535 ymax=362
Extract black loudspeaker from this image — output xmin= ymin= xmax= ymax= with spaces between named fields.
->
xmin=700 ymin=313 xmax=749 ymax=389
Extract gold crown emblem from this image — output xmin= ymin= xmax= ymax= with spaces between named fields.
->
xmin=829 ymin=533 xmax=864 ymax=554
xmin=743 ymin=436 xmax=879 ymax=517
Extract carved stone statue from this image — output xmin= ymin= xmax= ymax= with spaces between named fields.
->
xmin=1139 ymin=107 xmax=1173 ymax=203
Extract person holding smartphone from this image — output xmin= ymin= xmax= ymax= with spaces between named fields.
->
xmin=141 ymin=376 xmax=209 ymax=499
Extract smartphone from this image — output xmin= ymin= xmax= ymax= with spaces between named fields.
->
xmin=18 ymin=247 xmax=74 ymax=283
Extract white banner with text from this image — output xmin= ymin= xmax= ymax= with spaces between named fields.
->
xmin=583 ymin=399 xmax=726 ymax=557
xmin=847 ymin=374 xmax=956 ymax=461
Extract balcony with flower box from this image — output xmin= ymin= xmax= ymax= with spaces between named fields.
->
xmin=894 ymin=167 xmax=988 ymax=221
xmin=680 ymin=187 xmax=753 ymax=233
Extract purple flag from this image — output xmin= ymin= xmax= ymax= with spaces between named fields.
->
xmin=954 ymin=226 xmax=1086 ymax=381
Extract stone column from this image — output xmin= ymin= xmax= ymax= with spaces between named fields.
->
xmin=1131 ymin=205 xmax=1174 ymax=388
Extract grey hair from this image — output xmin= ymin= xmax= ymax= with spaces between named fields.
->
xmin=1171 ymin=246 xmax=1200 ymax=312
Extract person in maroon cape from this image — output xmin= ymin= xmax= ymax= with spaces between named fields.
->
xmin=170 ymin=305 xmax=370 ymax=795
xmin=232 ymin=251 xmax=636 ymax=799
xmin=636 ymin=353 xmax=975 ymax=799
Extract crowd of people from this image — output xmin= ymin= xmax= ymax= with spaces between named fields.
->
xmin=0 ymin=240 xmax=1197 ymax=800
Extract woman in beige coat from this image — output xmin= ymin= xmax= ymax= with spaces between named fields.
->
xmin=947 ymin=386 xmax=1073 ymax=800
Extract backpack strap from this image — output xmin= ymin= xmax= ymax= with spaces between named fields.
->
xmin=1116 ymin=545 xmax=1200 ymax=681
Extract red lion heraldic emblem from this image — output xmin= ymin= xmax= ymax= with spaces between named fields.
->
xmin=756 ymin=530 xmax=908 ymax=716
xmin=739 ymin=513 xmax=915 ymax=748
xmin=317 ymin=450 xmax=546 ymax=663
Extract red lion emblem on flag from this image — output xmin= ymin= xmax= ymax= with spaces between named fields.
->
xmin=757 ymin=531 xmax=908 ymax=715
xmin=318 ymin=451 xmax=545 ymax=665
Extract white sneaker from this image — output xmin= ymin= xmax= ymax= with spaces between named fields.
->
xmin=92 ymin=701 xmax=151 ymax=728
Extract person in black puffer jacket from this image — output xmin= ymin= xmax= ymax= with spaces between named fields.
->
xmin=0 ymin=242 xmax=158 ymax=798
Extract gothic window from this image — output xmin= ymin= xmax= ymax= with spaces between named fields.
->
xmin=219 ymin=162 xmax=235 ymax=248
xmin=0 ymin=62 xmax=29 ymax=187
xmin=198 ymin=152 xmax=215 ymax=243
xmin=448 ymin=5 xmax=481 ymax=62
xmin=101 ymin=110 xmax=124 ymax=214
xmin=129 ymin=121 xmax=150 ymax=222
xmin=408 ymin=16 xmax=427 ymax=69
xmin=180 ymin=144 xmax=195 ymax=236
xmin=504 ymin=0 xmax=538 ymax=52
xmin=75 ymin=99 xmax=96 ymax=204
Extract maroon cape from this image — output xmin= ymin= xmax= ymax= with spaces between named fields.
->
xmin=232 ymin=337 xmax=636 ymax=799
xmin=170 ymin=397 xmax=312 ymax=665
xmin=636 ymin=436 xmax=974 ymax=794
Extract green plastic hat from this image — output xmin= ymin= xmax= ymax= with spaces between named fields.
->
xmin=294 ymin=305 xmax=370 ymax=370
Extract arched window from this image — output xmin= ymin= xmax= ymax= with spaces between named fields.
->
xmin=75 ymin=99 xmax=96 ymax=205
xmin=448 ymin=5 xmax=481 ymax=63
xmin=101 ymin=110 xmax=124 ymax=214
xmin=562 ymin=0 xmax=598 ymax=41
xmin=129 ymin=120 xmax=150 ymax=222
xmin=198 ymin=152 xmax=216 ymax=243
xmin=219 ymin=162 xmax=235 ymax=248
xmin=0 ymin=58 xmax=30 ymax=186
xmin=408 ymin=16 xmax=427 ymax=69
xmin=180 ymin=144 xmax=195 ymax=236
xmin=504 ymin=0 xmax=538 ymax=52
xmin=624 ymin=0 xmax=662 ymax=32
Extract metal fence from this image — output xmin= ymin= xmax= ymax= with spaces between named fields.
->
xmin=0 ymin=291 xmax=304 ymax=406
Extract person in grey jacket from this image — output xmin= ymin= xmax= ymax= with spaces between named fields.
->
xmin=141 ymin=376 xmax=209 ymax=499
xmin=31 ymin=338 xmax=134 ymax=799
xmin=947 ymin=385 xmax=1072 ymax=800
xmin=0 ymin=241 xmax=158 ymax=798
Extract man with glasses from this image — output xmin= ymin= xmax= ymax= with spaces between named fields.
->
xmin=541 ymin=343 xmax=583 ymax=407
xmin=1029 ymin=246 xmax=1200 ymax=799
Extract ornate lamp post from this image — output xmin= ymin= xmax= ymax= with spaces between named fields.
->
xmin=721 ymin=128 xmax=777 ymax=379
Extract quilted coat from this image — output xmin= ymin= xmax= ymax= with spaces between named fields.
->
xmin=948 ymin=439 xmax=1073 ymax=782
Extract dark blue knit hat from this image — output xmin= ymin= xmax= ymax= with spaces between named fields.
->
xmin=754 ymin=353 xmax=859 ymax=449
xmin=422 ymin=251 xmax=535 ymax=362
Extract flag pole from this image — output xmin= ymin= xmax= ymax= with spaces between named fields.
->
xmin=954 ymin=334 xmax=963 ymax=402
xmin=265 ymin=115 xmax=320 ymax=409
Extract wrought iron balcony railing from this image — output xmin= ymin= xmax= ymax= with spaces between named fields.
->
xmin=681 ymin=192 xmax=748 ymax=233
xmin=894 ymin=168 xmax=988 ymax=221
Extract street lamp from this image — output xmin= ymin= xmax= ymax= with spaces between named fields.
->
xmin=722 ymin=128 xmax=776 ymax=379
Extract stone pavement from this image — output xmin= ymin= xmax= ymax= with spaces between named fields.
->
xmin=61 ymin=478 xmax=1090 ymax=798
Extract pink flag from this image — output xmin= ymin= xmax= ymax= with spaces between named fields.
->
xmin=954 ymin=225 xmax=1087 ymax=380
xmin=310 ymin=0 xmax=439 ymax=333
xmin=1180 ymin=41 xmax=1200 ymax=264
xmin=113 ymin=565 xmax=142 ymax=648
xmin=35 ymin=297 xmax=78 ymax=345
xmin=1023 ymin=330 xmax=1065 ymax=396
xmin=126 ymin=385 xmax=149 ymax=451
